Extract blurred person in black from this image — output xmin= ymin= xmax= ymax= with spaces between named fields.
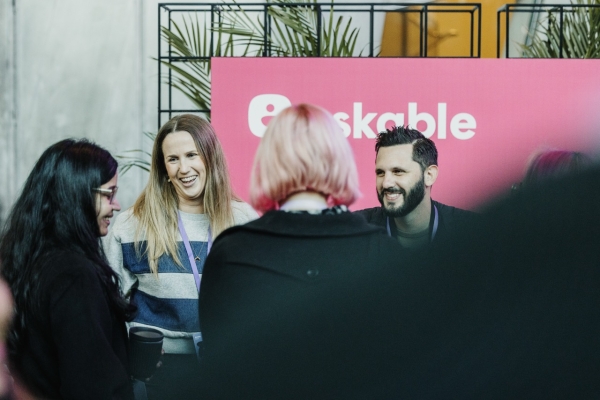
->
xmin=198 ymin=104 xmax=403 ymax=399
xmin=356 ymin=126 xmax=477 ymax=250
xmin=368 ymin=160 xmax=600 ymax=399
xmin=198 ymin=129 xmax=600 ymax=398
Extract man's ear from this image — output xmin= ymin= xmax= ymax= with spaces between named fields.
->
xmin=424 ymin=165 xmax=438 ymax=187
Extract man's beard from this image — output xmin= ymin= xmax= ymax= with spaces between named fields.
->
xmin=377 ymin=175 xmax=426 ymax=218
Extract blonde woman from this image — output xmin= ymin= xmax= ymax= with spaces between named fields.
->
xmin=104 ymin=114 xmax=258 ymax=399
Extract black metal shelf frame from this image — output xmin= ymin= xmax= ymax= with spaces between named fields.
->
xmin=497 ymin=3 xmax=600 ymax=59
xmin=158 ymin=2 xmax=482 ymax=127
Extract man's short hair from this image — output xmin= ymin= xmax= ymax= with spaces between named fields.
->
xmin=375 ymin=126 xmax=438 ymax=172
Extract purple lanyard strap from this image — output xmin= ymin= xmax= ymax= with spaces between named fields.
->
xmin=177 ymin=212 xmax=212 ymax=292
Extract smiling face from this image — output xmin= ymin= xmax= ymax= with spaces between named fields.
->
xmin=376 ymin=144 xmax=431 ymax=218
xmin=96 ymin=173 xmax=121 ymax=236
xmin=163 ymin=130 xmax=207 ymax=213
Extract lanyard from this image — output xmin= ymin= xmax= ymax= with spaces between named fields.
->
xmin=177 ymin=212 xmax=212 ymax=292
xmin=386 ymin=204 xmax=439 ymax=242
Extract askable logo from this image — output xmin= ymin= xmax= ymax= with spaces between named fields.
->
xmin=248 ymin=94 xmax=476 ymax=140
xmin=248 ymin=94 xmax=292 ymax=137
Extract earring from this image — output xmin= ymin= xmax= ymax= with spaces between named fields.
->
xmin=167 ymin=178 xmax=171 ymax=183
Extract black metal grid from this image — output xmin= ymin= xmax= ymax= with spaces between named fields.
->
xmin=158 ymin=2 xmax=482 ymax=127
xmin=497 ymin=3 xmax=600 ymax=58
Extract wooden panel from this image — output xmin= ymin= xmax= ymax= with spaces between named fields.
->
xmin=380 ymin=0 xmax=516 ymax=58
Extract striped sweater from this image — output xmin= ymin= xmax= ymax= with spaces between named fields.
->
xmin=103 ymin=201 xmax=259 ymax=354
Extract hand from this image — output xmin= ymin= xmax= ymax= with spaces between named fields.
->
xmin=144 ymin=348 xmax=165 ymax=383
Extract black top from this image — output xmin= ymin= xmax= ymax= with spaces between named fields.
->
xmin=200 ymin=165 xmax=600 ymax=398
xmin=355 ymin=199 xmax=479 ymax=247
xmin=198 ymin=209 xmax=404 ymax=399
xmin=11 ymin=251 xmax=133 ymax=400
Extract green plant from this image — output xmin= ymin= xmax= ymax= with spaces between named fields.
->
xmin=216 ymin=0 xmax=360 ymax=57
xmin=160 ymin=0 xmax=361 ymax=111
xmin=116 ymin=131 xmax=155 ymax=174
xmin=521 ymin=0 xmax=600 ymax=58
xmin=158 ymin=13 xmax=237 ymax=117
xmin=119 ymin=0 xmax=362 ymax=174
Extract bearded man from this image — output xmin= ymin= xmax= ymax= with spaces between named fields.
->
xmin=356 ymin=126 xmax=477 ymax=249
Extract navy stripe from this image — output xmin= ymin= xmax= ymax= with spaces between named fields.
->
xmin=122 ymin=242 xmax=208 ymax=274
xmin=132 ymin=290 xmax=200 ymax=332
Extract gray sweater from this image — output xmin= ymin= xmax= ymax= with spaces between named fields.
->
xmin=103 ymin=201 xmax=258 ymax=354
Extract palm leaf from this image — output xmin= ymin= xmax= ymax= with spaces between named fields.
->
xmin=212 ymin=3 xmax=283 ymax=56
xmin=324 ymin=12 xmax=360 ymax=56
xmin=521 ymin=0 xmax=600 ymax=59
xmin=117 ymin=132 xmax=156 ymax=174
xmin=158 ymin=16 xmax=213 ymax=112
xmin=214 ymin=0 xmax=362 ymax=57
xmin=266 ymin=4 xmax=317 ymax=55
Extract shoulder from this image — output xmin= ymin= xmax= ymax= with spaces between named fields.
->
xmin=217 ymin=210 xmax=387 ymax=240
xmin=112 ymin=208 xmax=137 ymax=229
xmin=434 ymin=201 xmax=478 ymax=218
xmin=204 ymin=211 xmax=403 ymax=281
xmin=353 ymin=207 xmax=386 ymax=226
xmin=433 ymin=200 xmax=480 ymax=228
xmin=231 ymin=200 xmax=260 ymax=224
xmin=43 ymin=252 xmax=97 ymax=275
xmin=38 ymin=252 xmax=103 ymax=296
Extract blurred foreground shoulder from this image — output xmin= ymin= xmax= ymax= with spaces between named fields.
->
xmin=353 ymin=207 xmax=386 ymax=228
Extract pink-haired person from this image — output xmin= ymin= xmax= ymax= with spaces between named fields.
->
xmin=198 ymin=103 xmax=403 ymax=398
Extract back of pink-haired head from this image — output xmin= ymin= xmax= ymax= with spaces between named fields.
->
xmin=249 ymin=103 xmax=360 ymax=211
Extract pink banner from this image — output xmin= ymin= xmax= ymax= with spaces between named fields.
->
xmin=212 ymin=58 xmax=600 ymax=211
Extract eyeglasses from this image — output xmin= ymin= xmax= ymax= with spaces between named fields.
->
xmin=94 ymin=187 xmax=118 ymax=204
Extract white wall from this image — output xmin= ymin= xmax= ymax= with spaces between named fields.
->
xmin=1 ymin=0 xmax=17 ymax=221
xmin=0 ymin=0 xmax=156 ymax=223
xmin=0 ymin=0 xmax=288 ymax=223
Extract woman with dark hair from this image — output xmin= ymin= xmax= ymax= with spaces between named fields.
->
xmin=0 ymin=139 xmax=135 ymax=399
xmin=104 ymin=114 xmax=257 ymax=399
